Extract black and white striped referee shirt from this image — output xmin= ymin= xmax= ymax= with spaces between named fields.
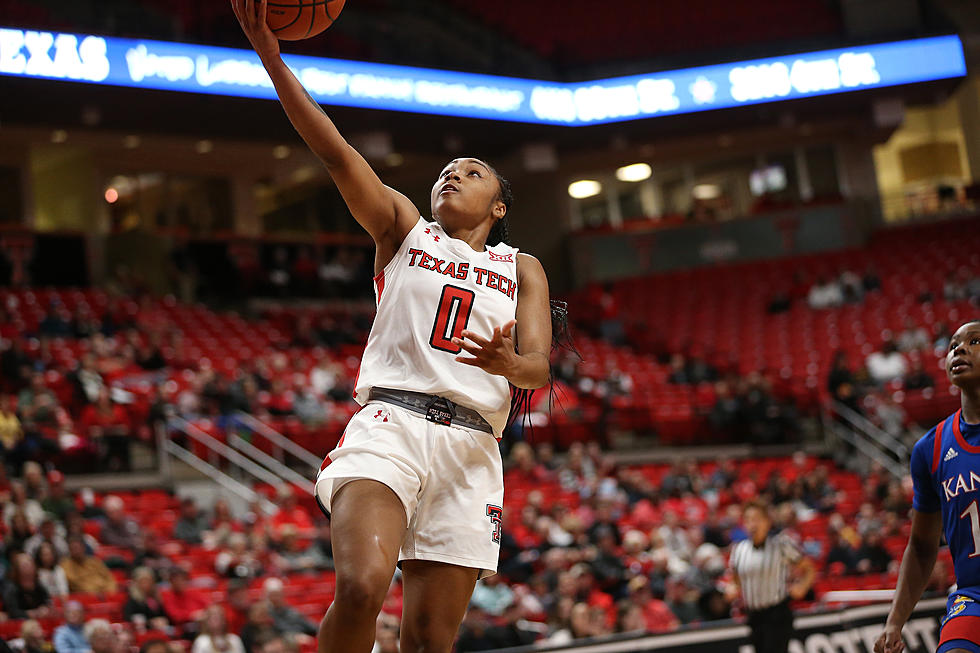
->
xmin=729 ymin=531 xmax=803 ymax=611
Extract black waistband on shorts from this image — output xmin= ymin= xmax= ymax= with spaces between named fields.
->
xmin=368 ymin=387 xmax=494 ymax=434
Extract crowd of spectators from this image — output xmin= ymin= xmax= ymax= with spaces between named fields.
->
xmin=0 ymin=436 xmax=952 ymax=652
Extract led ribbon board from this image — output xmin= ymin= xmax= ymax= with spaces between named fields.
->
xmin=0 ymin=28 xmax=966 ymax=125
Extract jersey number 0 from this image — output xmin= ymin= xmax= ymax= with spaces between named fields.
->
xmin=430 ymin=284 xmax=475 ymax=354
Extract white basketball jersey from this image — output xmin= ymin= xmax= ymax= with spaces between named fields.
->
xmin=354 ymin=217 xmax=520 ymax=438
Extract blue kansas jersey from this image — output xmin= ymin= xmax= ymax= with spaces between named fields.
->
xmin=911 ymin=409 xmax=980 ymax=602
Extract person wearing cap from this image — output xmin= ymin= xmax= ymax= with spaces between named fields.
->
xmin=269 ymin=486 xmax=313 ymax=539
xmin=53 ymin=601 xmax=89 ymax=653
xmin=40 ymin=471 xmax=73 ymax=523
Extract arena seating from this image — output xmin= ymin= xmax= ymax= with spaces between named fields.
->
xmin=0 ymin=453 xmax=951 ymax=644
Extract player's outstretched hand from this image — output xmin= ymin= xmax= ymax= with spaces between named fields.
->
xmin=873 ymin=626 xmax=905 ymax=653
xmin=453 ymin=320 xmax=519 ymax=377
xmin=230 ymin=0 xmax=280 ymax=62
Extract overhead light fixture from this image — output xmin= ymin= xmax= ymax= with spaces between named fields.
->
xmin=195 ymin=140 xmax=214 ymax=154
xmin=123 ymin=135 xmax=141 ymax=149
xmin=104 ymin=188 xmax=119 ymax=204
xmin=692 ymin=183 xmax=721 ymax=200
xmin=51 ymin=130 xmax=68 ymax=144
xmin=272 ymin=145 xmax=291 ymax=160
xmin=615 ymin=163 xmax=652 ymax=182
xmin=568 ymin=180 xmax=602 ymax=199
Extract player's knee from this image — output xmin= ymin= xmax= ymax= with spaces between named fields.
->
xmin=333 ymin=569 xmax=390 ymax=616
xmin=401 ymin=611 xmax=456 ymax=653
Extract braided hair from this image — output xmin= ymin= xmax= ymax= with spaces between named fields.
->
xmin=476 ymin=161 xmax=579 ymax=434
xmin=484 ymin=163 xmax=513 ymax=248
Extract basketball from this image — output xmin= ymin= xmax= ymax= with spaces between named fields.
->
xmin=265 ymin=0 xmax=346 ymax=41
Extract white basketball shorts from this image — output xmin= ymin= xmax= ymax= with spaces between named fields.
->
xmin=314 ymin=401 xmax=504 ymax=579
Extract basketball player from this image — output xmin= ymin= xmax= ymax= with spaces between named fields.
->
xmin=230 ymin=2 xmax=553 ymax=652
xmin=876 ymin=321 xmax=980 ymax=653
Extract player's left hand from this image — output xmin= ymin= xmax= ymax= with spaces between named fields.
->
xmin=453 ymin=320 xmax=519 ymax=377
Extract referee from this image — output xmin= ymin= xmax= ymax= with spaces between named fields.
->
xmin=729 ymin=500 xmax=816 ymax=653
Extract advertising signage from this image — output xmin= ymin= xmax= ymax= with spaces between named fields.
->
xmin=0 ymin=28 xmax=966 ymax=125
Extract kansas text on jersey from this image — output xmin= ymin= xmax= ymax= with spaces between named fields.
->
xmin=911 ymin=408 xmax=980 ymax=603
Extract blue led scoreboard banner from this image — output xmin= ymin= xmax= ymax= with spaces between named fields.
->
xmin=0 ymin=28 xmax=966 ymax=125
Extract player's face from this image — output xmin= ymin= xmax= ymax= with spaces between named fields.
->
xmin=946 ymin=322 xmax=980 ymax=386
xmin=431 ymin=158 xmax=503 ymax=226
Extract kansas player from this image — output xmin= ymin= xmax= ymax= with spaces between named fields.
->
xmin=876 ymin=321 xmax=980 ymax=653
xmin=231 ymin=2 xmax=552 ymax=652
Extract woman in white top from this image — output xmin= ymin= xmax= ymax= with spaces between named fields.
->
xmin=192 ymin=605 xmax=246 ymax=653
xmin=33 ymin=542 xmax=68 ymax=598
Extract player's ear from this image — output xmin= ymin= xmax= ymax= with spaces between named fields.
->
xmin=493 ymin=199 xmax=507 ymax=220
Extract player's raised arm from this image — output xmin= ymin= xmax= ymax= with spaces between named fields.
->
xmin=874 ymin=509 xmax=942 ymax=653
xmin=231 ymin=0 xmax=417 ymax=250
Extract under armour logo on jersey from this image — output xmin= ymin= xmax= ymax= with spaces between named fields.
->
xmin=373 ymin=408 xmax=390 ymax=422
xmin=488 ymin=251 xmax=513 ymax=262
xmin=945 ymin=447 xmax=959 ymax=461
xmin=424 ymin=228 xmax=440 ymax=242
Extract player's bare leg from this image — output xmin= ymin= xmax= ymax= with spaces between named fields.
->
xmin=400 ymin=560 xmax=480 ymax=653
xmin=318 ymin=480 xmax=407 ymax=653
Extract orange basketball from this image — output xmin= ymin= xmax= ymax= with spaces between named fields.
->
xmin=265 ymin=0 xmax=346 ymax=41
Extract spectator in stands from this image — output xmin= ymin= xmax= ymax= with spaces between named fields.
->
xmin=897 ymin=318 xmax=929 ymax=352
xmin=807 ymin=276 xmax=843 ymax=309
xmin=161 ymin=566 xmax=209 ymax=635
xmin=215 ymin=533 xmax=263 ymax=580
xmin=933 ymin=322 xmax=952 ymax=355
xmin=82 ymin=620 xmax=116 ymax=653
xmin=14 ymin=618 xmax=53 ymax=653
xmin=132 ymin=531 xmax=175 ymax=581
xmin=2 ymin=553 xmax=52 ymax=619
xmin=21 ymin=462 xmax=46 ymax=502
xmin=309 ymin=359 xmax=341 ymax=400
xmin=904 ymin=359 xmax=935 ymax=391
xmin=1 ymin=339 xmax=32 ymax=391
xmin=240 ymin=600 xmax=281 ymax=653
xmin=825 ymin=530 xmax=857 ymax=574
xmin=40 ymin=472 xmax=73 ymax=523
xmin=839 ymin=269 xmax=863 ymax=304
xmin=269 ymin=485 xmax=312 ymax=538
xmin=61 ymin=535 xmax=117 ymax=595
xmin=100 ymin=495 xmax=141 ymax=549
xmin=471 ymin=572 xmax=515 ymax=616
xmin=34 ymin=542 xmax=68 ymax=598
xmin=827 ymin=351 xmax=861 ymax=413
xmin=628 ymin=575 xmax=680 ymax=632
xmin=24 ymin=516 xmax=68 ymax=559
xmin=139 ymin=640 xmax=169 ymax=653
xmin=5 ymin=481 xmax=44 ymax=528
xmin=52 ymin=601 xmax=89 ymax=653
xmin=862 ymin=266 xmax=881 ymax=293
xmin=123 ymin=566 xmax=171 ymax=630
xmin=192 ymin=605 xmax=245 ymax=653
xmin=855 ymin=531 xmax=891 ymax=574
xmin=866 ymin=340 xmax=908 ymax=385
xmin=0 ymin=394 xmax=25 ymax=472
xmin=67 ymin=354 xmax=104 ymax=406
xmin=264 ymin=577 xmax=317 ymax=639
xmin=944 ymin=272 xmax=967 ymax=301
xmin=173 ymin=498 xmax=207 ymax=545
xmin=304 ymin=521 xmax=333 ymax=570
xmin=6 ymin=509 xmax=35 ymax=553
xmin=80 ymin=389 xmax=131 ymax=471
xmin=273 ymin=526 xmax=315 ymax=573
xmin=224 ymin=579 xmax=252 ymax=635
